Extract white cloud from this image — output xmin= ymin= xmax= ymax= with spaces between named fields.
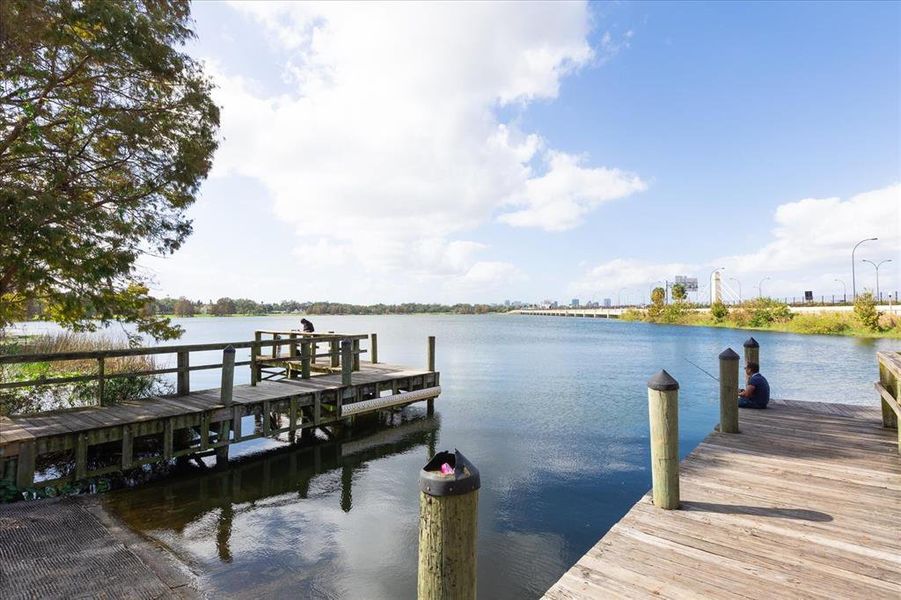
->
xmin=568 ymin=184 xmax=901 ymax=301
xmin=194 ymin=1 xmax=643 ymax=301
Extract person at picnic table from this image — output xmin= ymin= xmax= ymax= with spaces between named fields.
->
xmin=738 ymin=362 xmax=770 ymax=409
xmin=300 ymin=318 xmax=314 ymax=333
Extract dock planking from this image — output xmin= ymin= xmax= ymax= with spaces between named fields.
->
xmin=544 ymin=399 xmax=901 ymax=600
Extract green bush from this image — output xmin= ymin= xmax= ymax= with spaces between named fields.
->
xmin=854 ymin=292 xmax=881 ymax=332
xmin=788 ymin=312 xmax=852 ymax=335
xmin=620 ymin=308 xmax=645 ymax=321
xmin=744 ymin=298 xmax=793 ymax=327
xmin=710 ymin=300 xmax=729 ymax=322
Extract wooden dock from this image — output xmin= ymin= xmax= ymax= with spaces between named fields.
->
xmin=0 ymin=331 xmax=440 ymax=490
xmin=543 ymin=398 xmax=901 ymax=599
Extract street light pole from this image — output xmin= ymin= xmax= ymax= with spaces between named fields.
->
xmin=861 ymin=259 xmax=893 ymax=301
xmin=729 ymin=277 xmax=742 ymax=304
xmin=851 ymin=237 xmax=877 ymax=299
xmin=834 ymin=279 xmax=847 ymax=303
xmin=757 ymin=276 xmax=771 ymax=299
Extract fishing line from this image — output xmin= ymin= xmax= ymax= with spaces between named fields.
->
xmin=682 ymin=357 xmax=719 ymax=382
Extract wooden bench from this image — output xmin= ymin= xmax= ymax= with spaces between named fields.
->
xmin=876 ymin=350 xmax=901 ymax=453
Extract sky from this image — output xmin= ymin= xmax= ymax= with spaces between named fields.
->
xmin=139 ymin=1 xmax=901 ymax=305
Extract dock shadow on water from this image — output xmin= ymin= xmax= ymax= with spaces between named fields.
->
xmin=104 ymin=408 xmax=440 ymax=599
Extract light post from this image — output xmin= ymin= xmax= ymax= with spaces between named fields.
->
xmin=851 ymin=237 xmax=877 ymax=299
xmin=729 ymin=277 xmax=742 ymax=304
xmin=861 ymin=259 xmax=892 ymax=301
xmin=834 ymin=278 xmax=847 ymax=303
xmin=756 ymin=276 xmax=771 ymax=299
xmin=709 ymin=267 xmax=725 ymax=304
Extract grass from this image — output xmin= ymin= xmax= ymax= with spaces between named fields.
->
xmin=0 ymin=332 xmax=167 ymax=416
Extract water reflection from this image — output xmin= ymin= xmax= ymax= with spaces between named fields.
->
xmin=105 ymin=409 xmax=439 ymax=597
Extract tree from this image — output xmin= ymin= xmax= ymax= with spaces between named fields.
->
xmin=671 ymin=283 xmax=686 ymax=302
xmin=854 ymin=291 xmax=881 ymax=332
xmin=173 ymin=298 xmax=194 ymax=317
xmin=648 ymin=287 xmax=666 ymax=320
xmin=0 ymin=0 xmax=219 ymax=339
xmin=210 ymin=297 xmax=236 ymax=316
xmin=710 ymin=299 xmax=729 ymax=322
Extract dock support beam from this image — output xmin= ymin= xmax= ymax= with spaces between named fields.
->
xmin=647 ymin=370 xmax=680 ymax=509
xmin=719 ymin=348 xmax=740 ymax=433
xmin=418 ymin=450 xmax=480 ymax=600
xmin=218 ymin=346 xmax=235 ymax=465
xmin=15 ymin=441 xmax=35 ymax=489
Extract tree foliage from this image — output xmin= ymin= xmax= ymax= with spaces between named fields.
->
xmin=0 ymin=0 xmax=219 ymax=339
xmin=854 ymin=291 xmax=881 ymax=332
xmin=671 ymin=283 xmax=686 ymax=302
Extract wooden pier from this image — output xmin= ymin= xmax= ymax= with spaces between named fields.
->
xmin=544 ymin=396 xmax=901 ymax=599
xmin=0 ymin=331 xmax=440 ymax=490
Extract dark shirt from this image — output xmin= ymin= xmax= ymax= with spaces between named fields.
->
xmin=747 ymin=372 xmax=770 ymax=407
xmin=301 ymin=321 xmax=314 ymax=333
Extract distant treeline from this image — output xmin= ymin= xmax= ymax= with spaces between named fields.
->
xmin=146 ymin=298 xmax=508 ymax=316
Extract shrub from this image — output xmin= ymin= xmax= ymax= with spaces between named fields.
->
xmin=788 ymin=312 xmax=852 ymax=335
xmin=710 ymin=300 xmax=729 ymax=322
xmin=744 ymin=298 xmax=793 ymax=327
xmin=620 ymin=308 xmax=645 ymax=321
xmin=854 ymin=292 xmax=881 ymax=332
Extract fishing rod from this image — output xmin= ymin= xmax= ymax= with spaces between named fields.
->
xmin=683 ymin=357 xmax=719 ymax=382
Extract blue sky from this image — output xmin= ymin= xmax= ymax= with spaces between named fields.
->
xmin=141 ymin=1 xmax=900 ymax=304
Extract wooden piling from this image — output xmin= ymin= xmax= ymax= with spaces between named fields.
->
xmin=251 ymin=332 xmax=261 ymax=386
xmin=427 ymin=336 xmax=436 ymax=372
xmin=418 ymin=450 xmax=480 ymax=600
xmin=16 ymin=441 xmax=35 ymax=489
xmin=743 ymin=337 xmax=759 ymax=369
xmin=352 ymin=339 xmax=361 ymax=371
xmin=371 ymin=333 xmax=378 ymax=363
xmin=342 ymin=340 xmax=353 ymax=386
xmin=647 ymin=370 xmax=679 ymax=510
xmin=97 ymin=357 xmax=106 ymax=406
xmin=177 ymin=350 xmax=190 ymax=395
xmin=719 ymin=348 xmax=740 ymax=433
xmin=301 ymin=340 xmax=311 ymax=379
xmin=220 ymin=346 xmax=235 ymax=407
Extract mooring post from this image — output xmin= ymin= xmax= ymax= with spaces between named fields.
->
xmin=300 ymin=340 xmax=311 ymax=379
xmin=371 ymin=333 xmax=378 ymax=363
xmin=418 ymin=449 xmax=480 ymax=600
xmin=251 ymin=331 xmax=261 ymax=386
xmin=427 ymin=335 xmax=436 ymax=414
xmin=218 ymin=346 xmax=236 ymax=465
xmin=719 ymin=348 xmax=740 ymax=433
xmin=341 ymin=339 xmax=353 ymax=386
xmin=647 ymin=370 xmax=680 ymax=509
xmin=743 ymin=336 xmax=759 ymax=369
xmin=177 ymin=350 xmax=190 ymax=395
xmin=330 ymin=331 xmax=339 ymax=368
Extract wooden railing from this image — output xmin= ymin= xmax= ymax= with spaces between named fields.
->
xmin=875 ymin=351 xmax=901 ymax=453
xmin=251 ymin=330 xmax=376 ymax=385
xmin=0 ymin=331 xmax=379 ymax=409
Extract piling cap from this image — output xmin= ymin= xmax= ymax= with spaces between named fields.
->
xmin=647 ymin=370 xmax=679 ymax=391
xmin=419 ymin=449 xmax=480 ymax=497
xmin=223 ymin=345 xmax=235 ymax=354
xmin=743 ymin=337 xmax=759 ymax=348
xmin=719 ymin=348 xmax=740 ymax=360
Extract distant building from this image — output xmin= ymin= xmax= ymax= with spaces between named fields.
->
xmin=603 ymin=298 xmax=612 ymax=307
xmin=571 ymin=298 xmax=580 ymax=308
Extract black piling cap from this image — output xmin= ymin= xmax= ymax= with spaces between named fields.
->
xmin=647 ymin=370 xmax=679 ymax=391
xmin=223 ymin=345 xmax=235 ymax=354
xmin=719 ymin=348 xmax=740 ymax=360
xmin=743 ymin=337 xmax=759 ymax=348
xmin=419 ymin=449 xmax=480 ymax=497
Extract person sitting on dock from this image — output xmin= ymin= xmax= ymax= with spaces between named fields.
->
xmin=738 ymin=362 xmax=769 ymax=409
xmin=300 ymin=318 xmax=314 ymax=333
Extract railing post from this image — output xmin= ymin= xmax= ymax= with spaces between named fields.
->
xmin=743 ymin=337 xmax=759 ymax=369
xmin=301 ymin=340 xmax=311 ymax=379
xmin=647 ymin=370 xmax=680 ymax=509
xmin=370 ymin=333 xmax=378 ymax=364
xmin=418 ymin=450 xmax=480 ymax=600
xmin=341 ymin=339 xmax=353 ymax=386
xmin=97 ymin=356 xmax=106 ymax=406
xmin=251 ymin=331 xmax=261 ymax=386
xmin=272 ymin=333 xmax=279 ymax=359
xmin=311 ymin=335 xmax=317 ymax=366
xmin=719 ymin=348 xmax=740 ymax=433
xmin=177 ymin=350 xmax=189 ymax=395
xmin=427 ymin=335 xmax=436 ymax=372
xmin=352 ymin=338 xmax=360 ymax=371
xmin=220 ymin=346 xmax=235 ymax=408
xmin=329 ymin=331 xmax=339 ymax=368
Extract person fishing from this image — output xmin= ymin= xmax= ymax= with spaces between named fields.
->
xmin=738 ymin=362 xmax=770 ymax=409
xmin=300 ymin=318 xmax=314 ymax=333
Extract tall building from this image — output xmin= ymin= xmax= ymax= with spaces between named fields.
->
xmin=603 ymin=298 xmax=612 ymax=307
xmin=571 ymin=298 xmax=580 ymax=308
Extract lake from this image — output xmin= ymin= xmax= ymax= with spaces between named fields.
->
xmin=10 ymin=315 xmax=896 ymax=598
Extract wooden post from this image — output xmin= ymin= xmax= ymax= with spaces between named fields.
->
xmin=743 ymin=337 xmax=759 ymax=369
xmin=122 ymin=425 xmax=134 ymax=470
xmin=289 ymin=333 xmax=298 ymax=358
xmin=352 ymin=339 xmax=360 ymax=371
xmin=330 ymin=332 xmax=339 ymax=368
xmin=311 ymin=336 xmax=317 ymax=365
xmin=16 ymin=441 xmax=36 ymax=489
xmin=427 ymin=336 xmax=436 ymax=372
xmin=97 ymin=356 xmax=106 ymax=406
xmin=341 ymin=339 xmax=353 ymax=386
xmin=418 ymin=450 xmax=480 ymax=600
xmin=301 ymin=340 xmax=311 ymax=379
xmin=251 ymin=332 xmax=261 ymax=386
xmin=177 ymin=350 xmax=190 ymax=395
xmin=719 ymin=348 xmax=740 ymax=434
xmin=370 ymin=333 xmax=378 ymax=364
xmin=647 ymin=370 xmax=680 ymax=510
xmin=220 ymin=346 xmax=235 ymax=407
xmin=75 ymin=433 xmax=87 ymax=480
xmin=271 ymin=333 xmax=279 ymax=359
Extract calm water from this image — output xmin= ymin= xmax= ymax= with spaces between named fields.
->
xmin=11 ymin=315 xmax=897 ymax=598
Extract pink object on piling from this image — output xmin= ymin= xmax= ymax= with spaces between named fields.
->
xmin=440 ymin=462 xmax=454 ymax=475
